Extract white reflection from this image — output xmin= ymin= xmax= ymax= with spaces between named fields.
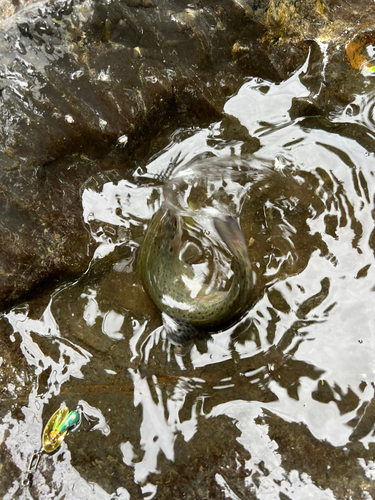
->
xmin=78 ymin=399 xmax=110 ymax=436
xmin=210 ymin=400 xmax=335 ymax=500
xmin=129 ymin=319 xmax=148 ymax=362
xmin=215 ymin=473 xmax=242 ymax=500
xmin=102 ymin=311 xmax=125 ymax=340
xmin=81 ymin=289 xmax=125 ymax=340
xmin=189 ymin=329 xmax=234 ymax=368
xmin=121 ymin=441 xmax=137 ymax=466
xmin=358 ymin=458 xmax=375 ymax=480
xmin=128 ymin=370 xmax=175 ymax=483
xmin=136 ymin=129 xmax=213 ymax=180
xmin=82 ymin=180 xmax=156 ymax=228
xmin=7 ymin=299 xmax=60 ymax=338
xmin=160 ymin=294 xmax=194 ymax=311
xmin=5 ymin=303 xmax=91 ymax=390
xmin=82 ymin=289 xmax=101 ymax=327
xmin=52 ymin=447 xmax=130 ymax=500
xmin=125 ymin=370 xmax=200 ymax=484
xmin=224 ymin=56 xmax=310 ymax=137
xmin=81 ymin=179 xmax=159 ymax=258
xmin=141 ymin=483 xmax=157 ymax=499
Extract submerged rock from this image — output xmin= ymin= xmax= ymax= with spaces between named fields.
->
xmin=0 ymin=0 xmax=374 ymax=310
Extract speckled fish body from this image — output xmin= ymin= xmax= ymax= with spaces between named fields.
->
xmin=138 ymin=203 xmax=252 ymax=335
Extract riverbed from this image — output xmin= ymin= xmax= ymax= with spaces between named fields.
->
xmin=1 ymin=45 xmax=375 ymax=499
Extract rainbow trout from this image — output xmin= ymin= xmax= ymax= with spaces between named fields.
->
xmin=138 ymin=204 xmax=252 ymax=343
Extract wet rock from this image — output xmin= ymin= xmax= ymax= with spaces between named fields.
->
xmin=0 ymin=0 xmax=375 ymax=311
xmin=0 ymin=0 xmax=304 ymax=311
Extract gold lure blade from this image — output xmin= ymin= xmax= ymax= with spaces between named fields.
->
xmin=42 ymin=407 xmax=69 ymax=453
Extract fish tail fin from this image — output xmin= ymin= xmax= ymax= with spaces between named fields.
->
xmin=162 ymin=313 xmax=199 ymax=345
xmin=213 ymin=216 xmax=247 ymax=255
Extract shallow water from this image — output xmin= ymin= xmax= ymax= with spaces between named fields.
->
xmin=2 ymin=55 xmax=375 ymax=499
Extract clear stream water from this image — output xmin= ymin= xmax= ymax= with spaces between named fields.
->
xmin=2 ymin=55 xmax=375 ymax=499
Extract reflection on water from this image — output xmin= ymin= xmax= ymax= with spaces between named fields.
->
xmin=2 ymin=56 xmax=375 ymax=499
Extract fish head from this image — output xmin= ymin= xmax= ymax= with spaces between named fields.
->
xmin=151 ymin=206 xmax=183 ymax=255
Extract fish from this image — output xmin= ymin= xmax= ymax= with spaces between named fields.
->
xmin=137 ymin=203 xmax=253 ymax=343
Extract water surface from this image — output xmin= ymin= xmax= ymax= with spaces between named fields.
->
xmin=1 ymin=56 xmax=375 ymax=499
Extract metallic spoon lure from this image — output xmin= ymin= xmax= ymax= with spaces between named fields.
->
xmin=23 ymin=405 xmax=80 ymax=487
